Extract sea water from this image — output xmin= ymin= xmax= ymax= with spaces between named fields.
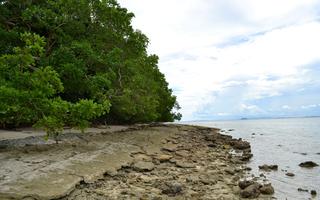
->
xmin=188 ymin=117 xmax=320 ymax=200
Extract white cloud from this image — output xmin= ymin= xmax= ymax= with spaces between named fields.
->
xmin=217 ymin=112 xmax=230 ymax=116
xmin=240 ymin=104 xmax=263 ymax=112
xmin=118 ymin=0 xmax=320 ymax=120
xmin=301 ymin=104 xmax=318 ymax=109
xmin=282 ymin=105 xmax=291 ymax=109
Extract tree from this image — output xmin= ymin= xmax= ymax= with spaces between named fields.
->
xmin=0 ymin=0 xmax=181 ymax=131
xmin=0 ymin=33 xmax=110 ymax=141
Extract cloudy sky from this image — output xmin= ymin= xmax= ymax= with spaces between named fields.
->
xmin=118 ymin=0 xmax=320 ymax=121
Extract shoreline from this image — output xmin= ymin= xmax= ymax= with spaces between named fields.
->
xmin=0 ymin=124 xmax=273 ymax=199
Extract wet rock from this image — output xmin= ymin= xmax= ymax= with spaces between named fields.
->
xmin=230 ymin=139 xmax=250 ymax=150
xmin=259 ymin=164 xmax=278 ymax=171
xmin=241 ymin=153 xmax=253 ymax=161
xmin=299 ymin=161 xmax=319 ymax=168
xmin=311 ymin=190 xmax=317 ymax=196
xmin=133 ymin=161 xmax=155 ymax=172
xmin=244 ymin=167 xmax=252 ymax=171
xmin=298 ymin=188 xmax=309 ymax=192
xmin=240 ymin=183 xmax=260 ymax=198
xmin=259 ymin=173 xmax=266 ymax=178
xmin=285 ymin=172 xmax=295 ymax=177
xmin=160 ymin=182 xmax=183 ymax=196
xmin=259 ymin=183 xmax=274 ymax=195
xmin=238 ymin=180 xmax=254 ymax=189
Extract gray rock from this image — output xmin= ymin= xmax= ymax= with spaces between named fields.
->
xmin=240 ymin=183 xmax=260 ymax=198
xmin=207 ymin=143 xmax=217 ymax=148
xmin=133 ymin=161 xmax=155 ymax=172
xmin=259 ymin=164 xmax=278 ymax=171
xmin=225 ymin=168 xmax=235 ymax=175
xmin=299 ymin=161 xmax=319 ymax=168
xmin=156 ymin=154 xmax=172 ymax=162
xmin=199 ymin=174 xmax=217 ymax=185
xmin=238 ymin=180 xmax=254 ymax=189
xmin=230 ymin=139 xmax=251 ymax=150
xmin=298 ymin=188 xmax=309 ymax=192
xmin=285 ymin=172 xmax=295 ymax=177
xmin=244 ymin=167 xmax=252 ymax=171
xmin=241 ymin=153 xmax=253 ymax=161
xmin=259 ymin=183 xmax=274 ymax=195
xmin=175 ymin=160 xmax=194 ymax=168
xmin=161 ymin=182 xmax=183 ymax=196
xmin=161 ymin=143 xmax=178 ymax=152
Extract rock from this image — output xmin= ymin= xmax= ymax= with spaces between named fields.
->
xmin=186 ymin=176 xmax=199 ymax=183
xmin=252 ymin=133 xmax=256 ymax=135
xmin=204 ymin=135 xmax=217 ymax=142
xmin=241 ymin=153 xmax=253 ymax=161
xmin=259 ymin=183 xmax=274 ymax=195
xmin=311 ymin=190 xmax=317 ymax=196
xmin=244 ymin=167 xmax=252 ymax=171
xmin=230 ymin=139 xmax=251 ymax=150
xmin=207 ymin=143 xmax=216 ymax=148
xmin=199 ymin=174 xmax=217 ymax=185
xmin=175 ymin=150 xmax=189 ymax=157
xmin=285 ymin=172 xmax=295 ymax=177
xmin=161 ymin=143 xmax=178 ymax=152
xmin=299 ymin=161 xmax=319 ymax=168
xmin=225 ymin=168 xmax=235 ymax=175
xmin=161 ymin=182 xmax=183 ymax=196
xmin=156 ymin=154 xmax=172 ymax=162
xmin=298 ymin=188 xmax=309 ymax=192
xmin=238 ymin=180 xmax=254 ymax=189
xmin=240 ymin=183 xmax=260 ymax=198
xmin=228 ymin=129 xmax=235 ymax=131
xmin=259 ymin=164 xmax=278 ymax=171
xmin=133 ymin=161 xmax=155 ymax=172
xmin=138 ymin=175 xmax=153 ymax=183
xmin=175 ymin=160 xmax=194 ymax=168
xmin=259 ymin=173 xmax=266 ymax=178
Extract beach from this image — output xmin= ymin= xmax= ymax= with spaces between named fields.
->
xmin=0 ymin=124 xmax=275 ymax=199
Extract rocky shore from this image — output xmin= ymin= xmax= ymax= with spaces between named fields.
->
xmin=0 ymin=124 xmax=274 ymax=199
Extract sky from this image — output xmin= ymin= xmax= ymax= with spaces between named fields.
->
xmin=118 ymin=0 xmax=320 ymax=121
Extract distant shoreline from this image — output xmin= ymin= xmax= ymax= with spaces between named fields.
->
xmin=179 ymin=115 xmax=320 ymax=123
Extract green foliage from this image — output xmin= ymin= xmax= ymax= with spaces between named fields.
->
xmin=0 ymin=32 xmax=63 ymax=126
xmin=35 ymin=98 xmax=109 ymax=142
xmin=0 ymin=0 xmax=181 ymax=134
xmin=0 ymin=32 xmax=110 ymax=140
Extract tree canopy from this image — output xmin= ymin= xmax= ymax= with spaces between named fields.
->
xmin=0 ymin=0 xmax=181 ymax=133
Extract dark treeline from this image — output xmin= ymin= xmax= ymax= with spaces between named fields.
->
xmin=0 ymin=0 xmax=181 ymax=135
